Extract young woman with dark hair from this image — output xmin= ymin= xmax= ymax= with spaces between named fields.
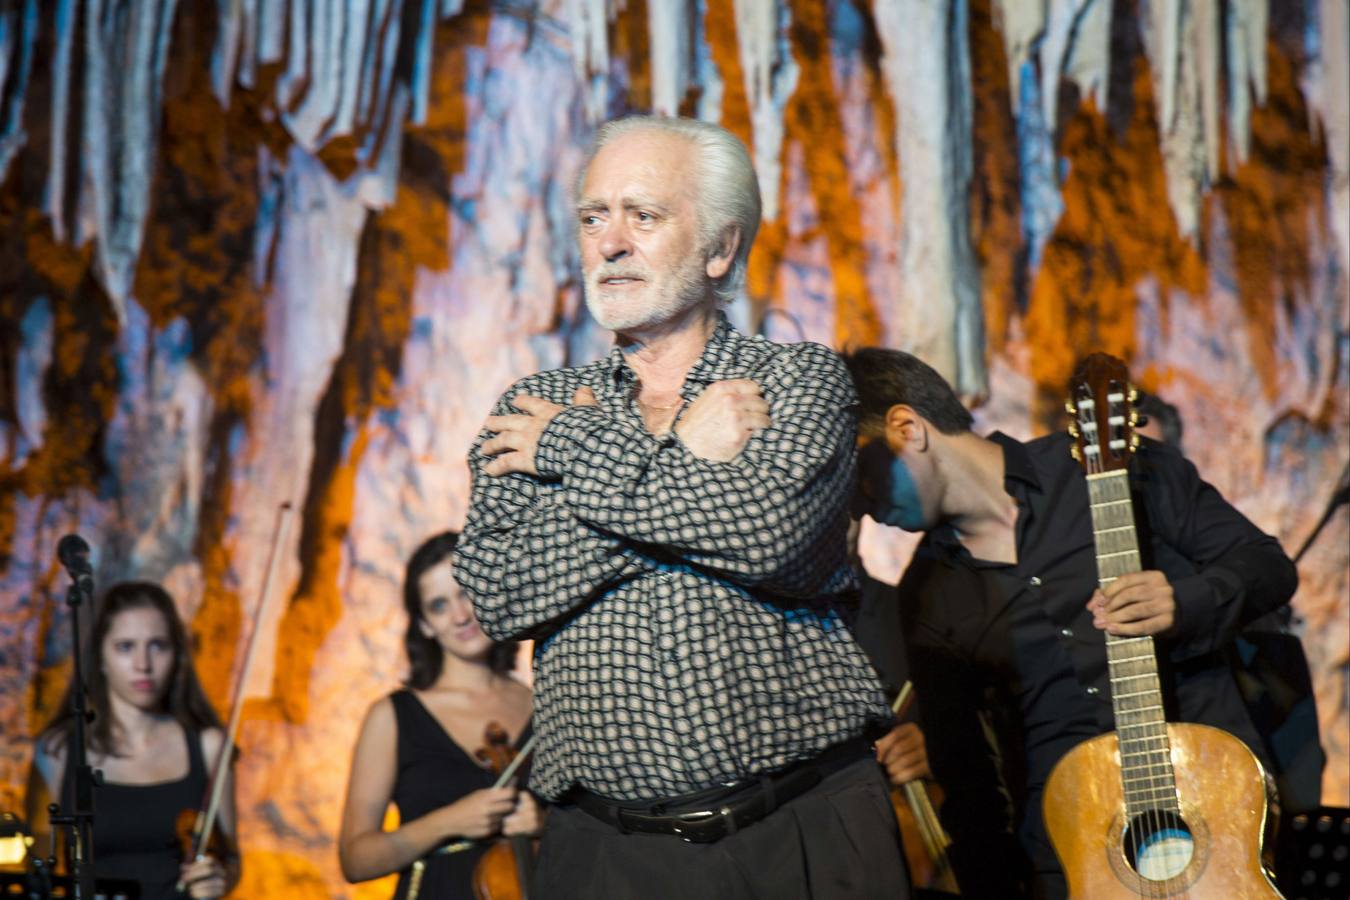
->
xmin=25 ymin=581 xmax=239 ymax=899
xmin=339 ymin=531 xmax=540 ymax=899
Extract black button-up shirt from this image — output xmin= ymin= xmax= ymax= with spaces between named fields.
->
xmin=898 ymin=430 xmax=1297 ymax=895
xmin=456 ymin=315 xmax=890 ymax=802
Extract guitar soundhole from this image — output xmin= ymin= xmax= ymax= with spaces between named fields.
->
xmin=1125 ymin=810 xmax=1195 ymax=881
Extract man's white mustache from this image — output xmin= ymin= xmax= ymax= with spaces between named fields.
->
xmin=592 ymin=268 xmax=649 ymax=283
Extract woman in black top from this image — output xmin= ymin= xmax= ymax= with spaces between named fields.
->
xmin=27 ymin=581 xmax=239 ymax=899
xmin=339 ymin=532 xmax=540 ymax=899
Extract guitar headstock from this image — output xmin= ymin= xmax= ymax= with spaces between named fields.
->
xmin=1066 ymin=353 xmax=1140 ymax=475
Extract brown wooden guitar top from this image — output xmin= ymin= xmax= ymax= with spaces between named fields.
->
xmin=1043 ymin=722 xmax=1281 ymax=899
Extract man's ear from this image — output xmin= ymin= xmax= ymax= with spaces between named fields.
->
xmin=705 ymin=227 xmax=741 ymax=281
xmin=884 ymin=404 xmax=929 ymax=453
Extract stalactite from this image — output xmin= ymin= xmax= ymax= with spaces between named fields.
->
xmin=1225 ymin=0 xmax=1267 ymax=164
xmin=992 ymin=0 xmax=1113 ymax=272
xmin=1017 ymin=68 xmax=1062 ymax=273
xmin=274 ymin=0 xmax=404 ymax=153
xmin=1305 ymin=0 xmax=1349 ymax=289
xmin=234 ymin=145 xmax=370 ymax=701
xmin=1037 ymin=0 xmax=1091 ymax=130
xmin=694 ymin=0 xmax=723 ymax=121
xmin=256 ymin=0 xmax=286 ymax=73
xmin=41 ymin=0 xmax=77 ymax=241
xmin=1137 ymin=0 xmax=1272 ymax=240
xmin=1063 ymin=0 xmax=1111 ymax=113
xmin=209 ymin=0 xmax=242 ymax=103
xmin=80 ymin=0 xmax=181 ymax=315
xmin=411 ymin=0 xmax=439 ymax=124
xmin=13 ymin=297 xmax=52 ymax=470
xmin=996 ymin=1 xmax=1268 ymax=244
xmin=1197 ymin=0 xmax=1221 ymax=181
xmin=648 ymin=0 xmax=691 ymax=115
xmin=874 ymin=0 xmax=986 ymax=398
xmin=0 ymin=0 xmax=36 ymax=184
xmin=734 ymin=0 xmax=797 ymax=222
xmin=993 ymin=0 xmax=1045 ymax=115
xmin=568 ymin=0 xmax=612 ymax=120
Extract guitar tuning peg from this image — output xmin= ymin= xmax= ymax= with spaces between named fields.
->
xmin=1128 ymin=385 xmax=1138 ymax=403
xmin=1065 ymin=399 xmax=1077 ymax=415
xmin=1130 ymin=433 xmax=1140 ymax=450
xmin=1068 ymin=421 xmax=1080 ymax=438
xmin=1129 ymin=410 xmax=1140 ymax=426
xmin=1070 ymin=445 xmax=1081 ymax=462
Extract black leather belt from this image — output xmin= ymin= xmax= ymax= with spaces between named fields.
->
xmin=568 ymin=736 xmax=872 ymax=843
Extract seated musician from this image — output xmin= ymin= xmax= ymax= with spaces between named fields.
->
xmin=26 ymin=581 xmax=239 ymax=899
xmin=338 ymin=531 xmax=542 ymax=899
xmin=843 ymin=348 xmax=1298 ymax=899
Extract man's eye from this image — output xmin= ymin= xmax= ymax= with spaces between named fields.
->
xmin=635 ymin=211 xmax=654 ymax=222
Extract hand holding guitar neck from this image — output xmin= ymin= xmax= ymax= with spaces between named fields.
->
xmin=1043 ymin=354 xmax=1280 ymax=899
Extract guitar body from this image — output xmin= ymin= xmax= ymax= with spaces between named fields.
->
xmin=1044 ymin=722 xmax=1280 ymax=899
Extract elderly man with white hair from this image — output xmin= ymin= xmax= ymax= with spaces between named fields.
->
xmin=456 ymin=116 xmax=908 ymax=899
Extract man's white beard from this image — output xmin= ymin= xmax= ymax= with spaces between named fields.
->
xmin=583 ymin=251 xmax=711 ymax=333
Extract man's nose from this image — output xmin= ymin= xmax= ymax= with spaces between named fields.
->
xmin=598 ymin=217 xmax=632 ymax=263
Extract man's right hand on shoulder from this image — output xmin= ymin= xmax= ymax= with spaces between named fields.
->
xmin=481 ymin=387 xmax=598 ymax=477
xmin=675 ymin=379 xmax=771 ymax=462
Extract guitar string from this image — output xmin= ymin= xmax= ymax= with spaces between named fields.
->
xmin=1085 ymin=398 xmax=1158 ymax=899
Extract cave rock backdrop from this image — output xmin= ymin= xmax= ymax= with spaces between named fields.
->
xmin=1 ymin=1 xmax=1347 ymax=896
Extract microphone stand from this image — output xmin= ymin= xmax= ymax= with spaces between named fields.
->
xmin=1293 ymin=462 xmax=1350 ymax=565
xmin=46 ymin=567 xmax=99 ymax=899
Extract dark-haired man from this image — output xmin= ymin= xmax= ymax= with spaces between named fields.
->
xmin=842 ymin=347 xmax=1298 ymax=899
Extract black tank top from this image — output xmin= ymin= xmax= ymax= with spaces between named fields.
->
xmin=88 ymin=724 xmax=209 ymax=900
xmin=388 ymin=690 xmax=533 ymax=900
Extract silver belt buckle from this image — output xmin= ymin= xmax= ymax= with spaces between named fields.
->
xmin=671 ymin=805 xmax=737 ymax=843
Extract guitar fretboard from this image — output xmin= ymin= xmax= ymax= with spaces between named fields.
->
xmin=1087 ymin=470 xmax=1180 ymax=817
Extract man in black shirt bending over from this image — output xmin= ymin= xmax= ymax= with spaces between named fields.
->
xmin=843 ymin=347 xmax=1298 ymax=899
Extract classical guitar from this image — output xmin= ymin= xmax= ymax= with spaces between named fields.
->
xmin=1041 ymin=354 xmax=1281 ymax=899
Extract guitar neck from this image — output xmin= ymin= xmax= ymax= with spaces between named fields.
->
xmin=1086 ymin=470 xmax=1180 ymax=816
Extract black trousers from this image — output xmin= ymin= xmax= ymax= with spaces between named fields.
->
xmin=535 ymin=757 xmax=912 ymax=899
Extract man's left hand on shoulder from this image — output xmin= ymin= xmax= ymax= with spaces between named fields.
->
xmin=1088 ymin=570 xmax=1177 ymax=637
xmin=482 ymin=387 xmax=597 ymax=477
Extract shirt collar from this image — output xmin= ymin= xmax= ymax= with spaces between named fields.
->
xmin=603 ymin=311 xmax=743 ymax=389
xmin=989 ymin=431 xmax=1043 ymax=494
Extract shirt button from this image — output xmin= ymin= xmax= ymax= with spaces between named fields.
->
xmin=1085 ymin=686 xmax=1100 ymax=696
xmin=1029 ymin=576 xmax=1042 ymax=586
xmin=1060 ymin=627 xmax=1074 ymax=639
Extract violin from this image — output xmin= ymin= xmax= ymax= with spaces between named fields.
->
xmin=403 ymin=727 xmax=537 ymax=900
xmin=470 ymin=722 xmax=538 ymax=900
xmin=888 ymin=682 xmax=959 ymax=895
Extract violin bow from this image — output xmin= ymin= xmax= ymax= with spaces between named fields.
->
xmin=891 ymin=681 xmax=958 ymax=891
xmin=430 ymin=733 xmax=540 ymax=857
xmin=184 ymin=502 xmax=295 ymax=875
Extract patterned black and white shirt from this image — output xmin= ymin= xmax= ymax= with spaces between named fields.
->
xmin=456 ymin=315 xmax=890 ymax=802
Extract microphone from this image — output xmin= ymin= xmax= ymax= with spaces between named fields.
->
xmin=57 ymin=534 xmax=95 ymax=598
